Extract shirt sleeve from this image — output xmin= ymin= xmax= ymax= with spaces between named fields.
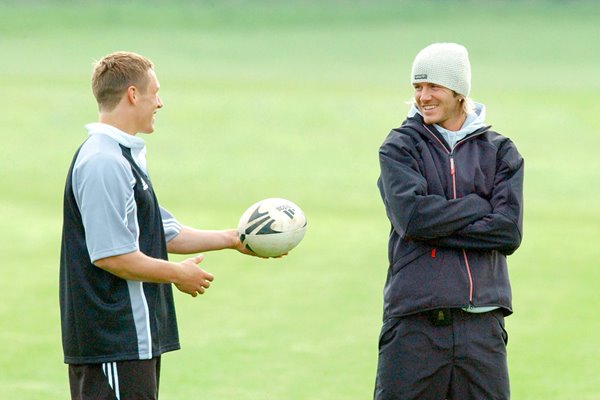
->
xmin=160 ymin=206 xmax=182 ymax=242
xmin=72 ymin=150 xmax=139 ymax=263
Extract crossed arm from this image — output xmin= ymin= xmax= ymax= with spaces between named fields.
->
xmin=378 ymin=137 xmax=524 ymax=255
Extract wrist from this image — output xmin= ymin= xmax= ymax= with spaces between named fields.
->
xmin=225 ymin=229 xmax=241 ymax=249
xmin=165 ymin=260 xmax=184 ymax=285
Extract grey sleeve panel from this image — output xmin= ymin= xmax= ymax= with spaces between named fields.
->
xmin=160 ymin=206 xmax=182 ymax=243
xmin=72 ymin=135 xmax=139 ymax=263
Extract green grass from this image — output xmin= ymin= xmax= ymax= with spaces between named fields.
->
xmin=1 ymin=1 xmax=599 ymax=399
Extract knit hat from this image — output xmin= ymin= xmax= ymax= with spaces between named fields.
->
xmin=411 ymin=43 xmax=471 ymax=97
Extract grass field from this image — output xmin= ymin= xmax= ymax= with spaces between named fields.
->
xmin=1 ymin=1 xmax=599 ymax=399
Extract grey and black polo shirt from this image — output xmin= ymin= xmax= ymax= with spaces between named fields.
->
xmin=60 ymin=123 xmax=182 ymax=364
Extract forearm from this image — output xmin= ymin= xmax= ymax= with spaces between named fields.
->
xmin=379 ymin=151 xmax=492 ymax=240
xmin=429 ymin=144 xmax=525 ymax=254
xmin=94 ymin=250 xmax=181 ymax=283
xmin=403 ymin=193 xmax=492 ymax=240
xmin=94 ymin=250 xmax=213 ymax=297
xmin=167 ymin=226 xmax=239 ymax=254
xmin=425 ymin=212 xmax=522 ymax=255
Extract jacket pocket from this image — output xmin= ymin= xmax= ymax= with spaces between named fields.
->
xmin=390 ymin=242 xmax=431 ymax=276
xmin=384 ymin=246 xmax=469 ymax=316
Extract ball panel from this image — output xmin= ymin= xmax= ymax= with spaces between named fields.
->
xmin=237 ymin=198 xmax=307 ymax=257
xmin=241 ymin=227 xmax=307 ymax=257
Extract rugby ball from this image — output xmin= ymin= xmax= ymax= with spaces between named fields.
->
xmin=237 ymin=198 xmax=307 ymax=257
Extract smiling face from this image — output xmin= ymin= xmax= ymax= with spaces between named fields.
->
xmin=134 ymin=69 xmax=163 ymax=134
xmin=413 ymin=82 xmax=466 ymax=131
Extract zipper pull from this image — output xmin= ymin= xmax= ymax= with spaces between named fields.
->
xmin=450 ymin=156 xmax=456 ymax=176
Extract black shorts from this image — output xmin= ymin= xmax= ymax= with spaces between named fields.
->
xmin=374 ymin=309 xmax=510 ymax=400
xmin=68 ymin=357 xmax=161 ymax=400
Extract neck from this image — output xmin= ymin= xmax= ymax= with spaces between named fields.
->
xmin=439 ymin=111 xmax=467 ymax=131
xmin=99 ymin=112 xmax=137 ymax=136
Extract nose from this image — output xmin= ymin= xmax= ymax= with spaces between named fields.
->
xmin=157 ymin=95 xmax=164 ymax=109
xmin=418 ymin=86 xmax=432 ymax=101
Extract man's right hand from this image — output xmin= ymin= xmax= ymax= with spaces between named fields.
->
xmin=174 ymin=254 xmax=214 ymax=297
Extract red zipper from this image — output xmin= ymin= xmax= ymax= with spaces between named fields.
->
xmin=450 ymin=156 xmax=457 ymax=200
xmin=451 ymin=154 xmax=474 ymax=302
xmin=423 ymin=125 xmax=475 ymax=303
xmin=463 ymin=249 xmax=473 ymax=302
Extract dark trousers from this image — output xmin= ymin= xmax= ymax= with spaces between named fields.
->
xmin=69 ymin=357 xmax=161 ymax=400
xmin=374 ymin=309 xmax=509 ymax=400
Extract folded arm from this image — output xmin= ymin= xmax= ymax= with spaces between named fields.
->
xmin=378 ymin=138 xmax=491 ymax=240
xmin=426 ymin=140 xmax=524 ymax=255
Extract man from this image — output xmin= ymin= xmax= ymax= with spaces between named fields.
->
xmin=374 ymin=43 xmax=524 ymax=399
xmin=60 ymin=51 xmax=255 ymax=399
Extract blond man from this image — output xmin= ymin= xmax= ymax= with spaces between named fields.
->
xmin=60 ymin=51 xmax=253 ymax=399
xmin=375 ymin=43 xmax=524 ymax=399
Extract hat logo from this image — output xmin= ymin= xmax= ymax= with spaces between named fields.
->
xmin=414 ymin=74 xmax=427 ymax=79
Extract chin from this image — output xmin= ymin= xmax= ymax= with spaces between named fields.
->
xmin=423 ymin=117 xmax=438 ymax=125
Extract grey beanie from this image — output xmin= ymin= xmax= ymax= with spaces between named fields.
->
xmin=411 ymin=43 xmax=471 ymax=97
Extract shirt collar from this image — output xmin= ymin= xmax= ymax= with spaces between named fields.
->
xmin=85 ymin=122 xmax=148 ymax=172
xmin=85 ymin=122 xmax=146 ymax=150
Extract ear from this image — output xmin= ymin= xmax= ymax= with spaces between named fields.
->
xmin=126 ymin=85 xmax=137 ymax=105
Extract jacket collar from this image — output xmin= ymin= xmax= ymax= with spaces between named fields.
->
xmin=403 ymin=113 xmax=491 ymax=152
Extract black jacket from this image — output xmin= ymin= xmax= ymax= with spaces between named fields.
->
xmin=377 ymin=113 xmax=524 ymax=320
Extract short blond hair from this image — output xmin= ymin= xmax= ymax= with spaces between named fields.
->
xmin=91 ymin=51 xmax=154 ymax=111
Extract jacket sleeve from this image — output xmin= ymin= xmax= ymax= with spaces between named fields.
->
xmin=428 ymin=139 xmax=524 ymax=255
xmin=378 ymin=131 xmax=492 ymax=240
